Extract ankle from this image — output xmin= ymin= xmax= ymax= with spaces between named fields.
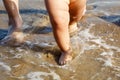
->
xmin=69 ymin=22 xmax=77 ymax=28
xmin=69 ymin=22 xmax=78 ymax=31
xmin=9 ymin=16 xmax=23 ymax=29
xmin=62 ymin=47 xmax=72 ymax=54
xmin=15 ymin=16 xmax=23 ymax=29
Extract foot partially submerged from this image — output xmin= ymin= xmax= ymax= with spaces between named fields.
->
xmin=59 ymin=48 xmax=73 ymax=65
xmin=69 ymin=22 xmax=78 ymax=36
xmin=0 ymin=26 xmax=26 ymax=46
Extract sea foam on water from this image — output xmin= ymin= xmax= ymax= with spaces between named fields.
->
xmin=27 ymin=71 xmax=61 ymax=80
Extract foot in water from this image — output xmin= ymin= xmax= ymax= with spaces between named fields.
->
xmin=59 ymin=48 xmax=73 ymax=65
xmin=69 ymin=22 xmax=78 ymax=36
xmin=0 ymin=25 xmax=26 ymax=46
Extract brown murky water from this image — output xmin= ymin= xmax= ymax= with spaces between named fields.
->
xmin=0 ymin=0 xmax=120 ymax=80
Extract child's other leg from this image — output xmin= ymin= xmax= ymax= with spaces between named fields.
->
xmin=69 ymin=0 xmax=86 ymax=33
xmin=2 ymin=0 xmax=24 ymax=45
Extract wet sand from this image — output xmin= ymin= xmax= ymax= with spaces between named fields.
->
xmin=0 ymin=0 xmax=120 ymax=80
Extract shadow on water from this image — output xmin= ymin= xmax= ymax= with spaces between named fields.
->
xmin=99 ymin=15 xmax=120 ymax=26
xmin=27 ymin=44 xmax=61 ymax=65
xmin=0 ymin=29 xmax=60 ymax=65
xmin=0 ymin=8 xmax=59 ymax=64
xmin=0 ymin=29 xmax=58 ymax=64
xmin=0 ymin=26 xmax=52 ymax=41
xmin=31 ymin=27 xmax=52 ymax=34
xmin=0 ymin=9 xmax=48 ymax=15
xmin=0 ymin=8 xmax=52 ymax=34
xmin=0 ymin=29 xmax=7 ymax=40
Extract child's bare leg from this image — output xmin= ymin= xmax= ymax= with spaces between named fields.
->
xmin=3 ymin=0 xmax=22 ymax=30
xmin=45 ymin=0 xmax=72 ymax=65
xmin=3 ymin=0 xmax=24 ymax=44
xmin=69 ymin=0 xmax=86 ymax=33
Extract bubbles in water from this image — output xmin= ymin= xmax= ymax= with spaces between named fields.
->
xmin=0 ymin=62 xmax=11 ymax=72
xmin=27 ymin=71 xmax=61 ymax=80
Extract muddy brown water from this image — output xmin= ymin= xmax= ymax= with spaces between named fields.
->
xmin=0 ymin=0 xmax=120 ymax=80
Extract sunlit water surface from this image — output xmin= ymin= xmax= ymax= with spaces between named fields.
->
xmin=0 ymin=0 xmax=120 ymax=80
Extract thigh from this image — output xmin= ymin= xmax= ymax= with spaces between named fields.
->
xmin=69 ymin=0 xmax=86 ymax=22
xmin=45 ymin=0 xmax=70 ymax=27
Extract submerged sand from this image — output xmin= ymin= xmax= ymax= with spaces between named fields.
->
xmin=0 ymin=0 xmax=120 ymax=80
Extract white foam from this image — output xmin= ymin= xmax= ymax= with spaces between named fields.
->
xmin=109 ymin=38 xmax=114 ymax=41
xmin=9 ymin=49 xmax=15 ymax=54
xmin=10 ymin=75 xmax=24 ymax=79
xmin=89 ymin=1 xmax=120 ymax=5
xmin=77 ymin=23 xmax=97 ymax=54
xmin=12 ymin=53 xmax=23 ymax=59
xmin=30 ymin=61 xmax=36 ymax=65
xmin=37 ymin=42 xmax=53 ymax=48
xmin=96 ymin=51 xmax=114 ymax=67
xmin=85 ymin=44 xmax=98 ymax=51
xmin=16 ymin=47 xmax=24 ymax=52
xmin=12 ymin=64 xmax=20 ymax=68
xmin=0 ymin=53 xmax=8 ymax=59
xmin=77 ymin=23 xmax=120 ymax=70
xmin=113 ymin=66 xmax=120 ymax=72
xmin=107 ymin=77 xmax=112 ymax=80
xmin=91 ymin=73 xmax=100 ymax=80
xmin=103 ymin=58 xmax=113 ymax=67
xmin=95 ymin=58 xmax=105 ymax=62
xmin=40 ymin=62 xmax=75 ymax=72
xmin=87 ymin=1 xmax=120 ymax=16
xmin=35 ymin=53 xmax=42 ymax=59
xmin=78 ymin=24 xmax=95 ymax=42
xmin=0 ymin=62 xmax=11 ymax=71
xmin=91 ymin=39 xmax=120 ymax=52
xmin=25 ymin=41 xmax=54 ymax=49
xmin=100 ymin=52 xmax=113 ymax=56
xmin=27 ymin=71 xmax=61 ymax=80
xmin=115 ymin=73 xmax=120 ymax=78
xmin=25 ymin=41 xmax=34 ymax=48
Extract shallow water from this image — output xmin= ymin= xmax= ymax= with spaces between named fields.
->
xmin=0 ymin=0 xmax=120 ymax=80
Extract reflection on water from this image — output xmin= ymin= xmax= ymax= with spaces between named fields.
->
xmin=0 ymin=0 xmax=120 ymax=80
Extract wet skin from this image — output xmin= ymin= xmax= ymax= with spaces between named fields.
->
xmin=3 ymin=0 xmax=86 ymax=65
xmin=2 ymin=0 xmax=24 ymax=45
xmin=45 ymin=0 xmax=86 ymax=65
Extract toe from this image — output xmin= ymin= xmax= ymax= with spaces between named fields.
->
xmin=59 ymin=52 xmax=73 ymax=65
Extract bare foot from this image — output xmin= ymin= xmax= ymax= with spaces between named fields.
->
xmin=59 ymin=48 xmax=73 ymax=65
xmin=69 ymin=22 xmax=78 ymax=36
xmin=0 ymin=26 xmax=26 ymax=46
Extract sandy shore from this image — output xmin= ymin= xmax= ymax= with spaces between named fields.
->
xmin=0 ymin=0 xmax=120 ymax=80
